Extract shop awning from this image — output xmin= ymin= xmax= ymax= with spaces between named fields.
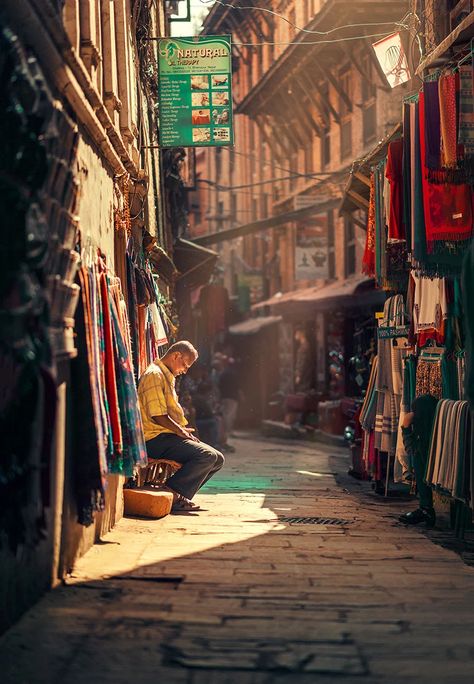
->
xmin=252 ymin=276 xmax=384 ymax=313
xmin=228 ymin=315 xmax=282 ymax=336
xmin=191 ymin=197 xmax=339 ymax=247
xmin=339 ymin=124 xmax=402 ymax=218
xmin=173 ymin=238 xmax=219 ymax=288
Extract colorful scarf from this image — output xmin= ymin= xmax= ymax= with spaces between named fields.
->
xmin=419 ymin=92 xmax=473 ymax=251
xmin=109 ymin=296 xmax=148 ymax=476
xmin=386 ymin=139 xmax=405 ymax=241
xmin=362 ymin=172 xmax=376 ymax=277
xmin=458 ymin=64 xmax=474 ymax=160
xmin=439 ymin=72 xmax=458 ymax=168
xmin=423 ymin=79 xmax=441 ymax=174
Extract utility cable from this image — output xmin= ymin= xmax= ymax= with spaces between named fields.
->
xmin=199 ymin=0 xmax=413 ymax=38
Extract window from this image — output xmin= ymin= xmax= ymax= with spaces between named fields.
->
xmin=327 ymin=209 xmax=335 ymax=279
xmin=321 ymin=128 xmax=331 ymax=167
xmin=361 ymin=53 xmax=377 ymax=143
xmin=344 ymin=216 xmax=356 ymax=276
xmin=230 ymin=193 xmax=237 ymax=224
xmin=320 ymin=83 xmax=331 ymax=167
xmin=252 ymin=197 xmax=258 ymax=221
xmin=304 ymin=142 xmax=313 ymax=175
xmin=261 ymin=192 xmax=269 ymax=218
xmin=339 ymin=68 xmax=352 ymax=160
xmin=289 ymin=149 xmax=298 ymax=190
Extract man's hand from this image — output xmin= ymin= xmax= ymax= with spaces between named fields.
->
xmin=402 ymin=412 xmax=414 ymax=428
xmin=178 ymin=426 xmax=199 ymax=442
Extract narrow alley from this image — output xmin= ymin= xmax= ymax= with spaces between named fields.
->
xmin=1 ymin=434 xmax=474 ymax=684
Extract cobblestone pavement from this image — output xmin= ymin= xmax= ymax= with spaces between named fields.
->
xmin=2 ymin=434 xmax=474 ymax=684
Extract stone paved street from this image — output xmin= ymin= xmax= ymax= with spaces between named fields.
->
xmin=1 ymin=434 xmax=474 ymax=684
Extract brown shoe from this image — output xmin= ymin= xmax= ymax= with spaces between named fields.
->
xmin=160 ymin=486 xmax=201 ymax=512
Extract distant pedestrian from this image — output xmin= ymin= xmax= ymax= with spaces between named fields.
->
xmin=398 ymin=394 xmax=438 ymax=527
xmin=218 ymin=356 xmax=241 ymax=441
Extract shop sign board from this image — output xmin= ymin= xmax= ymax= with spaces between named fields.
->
xmin=295 ymin=215 xmax=329 ymax=281
xmin=158 ymin=35 xmax=233 ymax=148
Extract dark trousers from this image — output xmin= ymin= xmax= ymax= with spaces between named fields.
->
xmin=145 ymin=433 xmax=224 ymax=499
xmin=414 ymin=450 xmax=433 ymax=510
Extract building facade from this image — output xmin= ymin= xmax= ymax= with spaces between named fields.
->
xmin=188 ymin=0 xmax=411 ymax=419
xmin=0 ymin=0 xmax=183 ymax=631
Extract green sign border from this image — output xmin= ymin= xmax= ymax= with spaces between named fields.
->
xmin=158 ymin=35 xmax=234 ymax=149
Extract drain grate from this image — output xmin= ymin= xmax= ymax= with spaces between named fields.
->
xmin=278 ymin=516 xmax=352 ymax=525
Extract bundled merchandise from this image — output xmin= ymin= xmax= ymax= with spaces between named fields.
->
xmin=426 ymin=399 xmax=471 ymax=505
xmin=359 ymin=50 xmax=474 ymax=513
xmin=125 ymin=239 xmax=171 ymax=379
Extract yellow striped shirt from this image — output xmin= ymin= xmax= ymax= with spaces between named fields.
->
xmin=138 ymin=359 xmax=187 ymax=441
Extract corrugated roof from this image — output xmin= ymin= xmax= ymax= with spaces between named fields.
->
xmin=228 ymin=315 xmax=282 ymax=336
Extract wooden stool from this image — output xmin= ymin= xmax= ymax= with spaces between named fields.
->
xmin=137 ymin=458 xmax=182 ymax=488
xmin=123 ymin=459 xmax=183 ymax=519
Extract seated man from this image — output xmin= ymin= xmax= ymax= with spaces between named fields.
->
xmin=138 ymin=341 xmax=224 ymax=512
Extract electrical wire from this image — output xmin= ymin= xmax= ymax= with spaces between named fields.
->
xmin=233 ymin=32 xmax=399 ymax=47
xmin=198 ymin=173 xmax=332 ymax=189
xmin=200 ymin=0 xmax=413 ymax=37
xmin=222 ymin=147 xmax=333 ymax=180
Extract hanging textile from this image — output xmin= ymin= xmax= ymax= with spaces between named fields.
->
xmin=362 ymin=172 xmax=376 ymax=277
xmin=423 ymin=79 xmax=441 ymax=173
xmin=420 ymin=92 xmax=473 ymax=251
xmin=412 ymin=274 xmax=448 ymax=340
xmin=458 ymin=64 xmax=474 ymax=165
xmin=415 ymin=357 xmax=442 ymax=399
xmin=99 ymin=260 xmax=123 ymax=458
xmin=426 ymin=399 xmax=471 ymax=502
xmin=109 ymin=294 xmax=148 ymax=476
xmin=374 ymin=296 xmax=405 ymax=457
xmin=70 ymin=267 xmax=107 ymax=525
xmin=386 ymin=139 xmax=405 ymax=241
xmin=439 ymin=72 xmax=458 ymax=169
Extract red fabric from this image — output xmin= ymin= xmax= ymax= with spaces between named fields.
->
xmin=419 ymin=92 xmax=473 ymax=251
xmin=385 ymin=139 xmax=405 ymax=240
xmin=99 ymin=270 xmax=122 ymax=454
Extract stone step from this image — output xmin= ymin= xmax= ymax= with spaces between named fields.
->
xmin=123 ymin=488 xmax=174 ymax=519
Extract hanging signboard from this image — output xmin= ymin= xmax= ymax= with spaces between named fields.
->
xmin=158 ymin=35 xmax=233 ymax=148
xmin=372 ymin=32 xmax=411 ymax=88
xmin=295 ymin=215 xmax=329 ymax=281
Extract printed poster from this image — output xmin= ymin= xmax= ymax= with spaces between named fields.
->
xmin=158 ymin=35 xmax=234 ymax=148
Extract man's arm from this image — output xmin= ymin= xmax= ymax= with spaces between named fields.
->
xmin=152 ymin=414 xmax=199 ymax=442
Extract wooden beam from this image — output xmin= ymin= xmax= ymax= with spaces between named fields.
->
xmin=353 ymin=171 xmax=371 ymax=187
xmin=348 ymin=189 xmax=369 ymax=210
xmin=325 ymin=67 xmax=353 ymax=114
xmin=264 ymin=113 xmax=293 ymax=157
xmin=255 ymin=114 xmax=284 ymax=162
xmin=245 ymin=12 xmax=270 ymax=42
xmin=291 ymin=80 xmax=322 ymax=137
xmin=352 ymin=215 xmax=368 ymax=230
xmin=306 ymin=61 xmax=341 ymax=123
xmin=298 ymin=71 xmax=330 ymax=128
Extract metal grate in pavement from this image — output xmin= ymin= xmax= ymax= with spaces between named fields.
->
xmin=278 ymin=516 xmax=353 ymax=525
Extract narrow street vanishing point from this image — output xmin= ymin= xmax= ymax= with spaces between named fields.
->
xmin=2 ymin=434 xmax=474 ymax=684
